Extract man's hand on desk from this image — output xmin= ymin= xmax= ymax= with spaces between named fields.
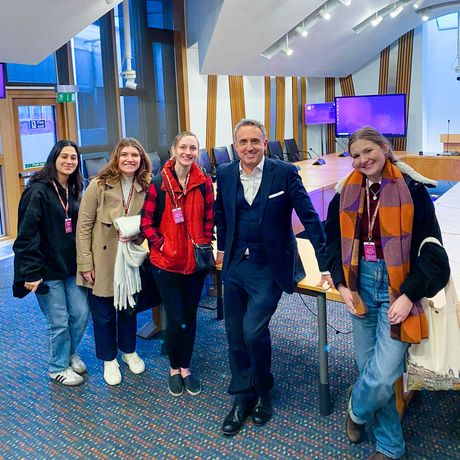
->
xmin=316 ymin=274 xmax=334 ymax=289
xmin=215 ymin=251 xmax=224 ymax=266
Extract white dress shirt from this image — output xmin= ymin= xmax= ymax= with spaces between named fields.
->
xmin=239 ymin=155 xmax=265 ymax=205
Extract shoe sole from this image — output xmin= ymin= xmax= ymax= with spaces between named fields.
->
xmin=50 ymin=377 xmax=84 ymax=386
xmin=168 ymin=388 xmax=183 ymax=397
xmin=222 ymin=427 xmax=243 ymax=437
xmin=252 ymin=416 xmax=272 ymax=427
xmin=185 ymin=386 xmax=202 ymax=396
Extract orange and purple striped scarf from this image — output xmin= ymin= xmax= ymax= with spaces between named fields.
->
xmin=339 ymin=160 xmax=428 ymax=344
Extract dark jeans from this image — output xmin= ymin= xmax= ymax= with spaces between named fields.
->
xmin=224 ymin=257 xmax=283 ymax=399
xmin=152 ymin=267 xmax=206 ymax=369
xmin=89 ymin=292 xmax=137 ymax=361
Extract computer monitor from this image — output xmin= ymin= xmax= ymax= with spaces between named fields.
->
xmin=305 ymin=102 xmax=335 ymax=125
xmin=0 ymin=63 xmax=6 ymax=99
xmin=335 ymin=93 xmax=406 ymax=137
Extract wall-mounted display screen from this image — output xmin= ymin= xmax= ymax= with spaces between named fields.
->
xmin=305 ymin=102 xmax=335 ymax=125
xmin=0 ymin=63 xmax=5 ymax=99
xmin=335 ymin=93 xmax=406 ymax=137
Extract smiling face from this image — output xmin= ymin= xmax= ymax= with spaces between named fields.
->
xmin=55 ymin=146 xmax=79 ymax=180
xmin=172 ymin=135 xmax=199 ymax=168
xmin=234 ymin=125 xmax=267 ymax=174
xmin=118 ymin=145 xmax=141 ymax=177
xmin=349 ymin=138 xmax=388 ymax=182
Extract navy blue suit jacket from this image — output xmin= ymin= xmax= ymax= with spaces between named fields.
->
xmin=214 ymin=158 xmax=327 ymax=294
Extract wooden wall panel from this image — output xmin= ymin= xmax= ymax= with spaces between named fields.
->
xmin=228 ymin=75 xmax=246 ymax=128
xmin=301 ymin=77 xmax=307 ymax=157
xmin=206 ymin=75 xmax=217 ymax=153
xmin=275 ymin=77 xmax=285 ymax=141
xmin=291 ymin=77 xmax=299 ymax=146
xmin=339 ymin=75 xmax=355 ymax=97
xmin=394 ymin=30 xmax=414 ymax=151
xmin=325 ymin=77 xmax=336 ymax=154
xmin=264 ymin=76 xmax=271 ymax=139
xmin=173 ymin=0 xmax=190 ymax=131
xmin=379 ymin=46 xmax=390 ymax=95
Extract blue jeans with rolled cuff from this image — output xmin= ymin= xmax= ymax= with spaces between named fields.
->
xmin=349 ymin=259 xmax=408 ymax=459
xmin=36 ymin=277 xmax=89 ymax=373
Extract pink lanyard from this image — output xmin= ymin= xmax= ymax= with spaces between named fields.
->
xmin=365 ymin=180 xmax=380 ymax=241
xmin=52 ymin=181 xmax=69 ymax=218
xmin=121 ymin=182 xmax=134 ymax=215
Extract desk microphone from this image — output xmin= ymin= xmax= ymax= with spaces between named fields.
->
xmin=336 ymin=138 xmax=350 ymax=157
xmin=445 ymin=119 xmax=451 ymax=154
xmin=309 ymin=147 xmax=320 ymax=158
xmin=310 ymin=147 xmax=326 ymax=165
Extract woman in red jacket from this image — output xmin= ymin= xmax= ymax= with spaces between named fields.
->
xmin=141 ymin=131 xmax=214 ymax=397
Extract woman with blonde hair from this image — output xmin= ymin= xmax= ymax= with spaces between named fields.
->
xmin=141 ymin=131 xmax=214 ymax=397
xmin=77 ymin=138 xmax=151 ymax=385
xmin=325 ymin=126 xmax=449 ymax=460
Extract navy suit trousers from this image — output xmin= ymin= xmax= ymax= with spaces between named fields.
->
xmin=224 ymin=256 xmax=283 ymax=399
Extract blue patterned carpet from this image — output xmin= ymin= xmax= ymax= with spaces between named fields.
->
xmin=1 ymin=254 xmax=459 ymax=459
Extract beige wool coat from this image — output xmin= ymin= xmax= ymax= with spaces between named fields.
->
xmin=76 ymin=176 xmax=146 ymax=297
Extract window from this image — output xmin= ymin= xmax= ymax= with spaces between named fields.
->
xmin=6 ymin=54 xmax=57 ymax=84
xmin=147 ymin=0 xmax=173 ymax=29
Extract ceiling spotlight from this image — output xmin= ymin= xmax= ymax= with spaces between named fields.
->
xmin=390 ymin=5 xmax=404 ymax=18
xmin=295 ymin=25 xmax=308 ymax=37
xmin=371 ymin=14 xmax=383 ymax=26
xmin=319 ymin=8 xmax=332 ymax=20
xmin=338 ymin=0 xmax=352 ymax=5
xmin=421 ymin=13 xmax=430 ymax=21
xmin=281 ymin=35 xmax=293 ymax=56
xmin=413 ymin=2 xmax=420 ymax=8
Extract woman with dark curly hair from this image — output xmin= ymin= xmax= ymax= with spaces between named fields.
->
xmin=77 ymin=138 xmax=151 ymax=386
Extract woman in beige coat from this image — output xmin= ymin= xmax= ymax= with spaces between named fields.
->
xmin=77 ymin=138 xmax=151 ymax=385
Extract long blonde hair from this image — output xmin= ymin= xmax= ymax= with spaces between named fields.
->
xmin=97 ymin=138 xmax=152 ymax=190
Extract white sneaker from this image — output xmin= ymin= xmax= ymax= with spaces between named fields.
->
xmin=122 ymin=352 xmax=145 ymax=374
xmin=70 ymin=354 xmax=87 ymax=375
xmin=49 ymin=367 xmax=84 ymax=386
xmin=103 ymin=359 xmax=122 ymax=385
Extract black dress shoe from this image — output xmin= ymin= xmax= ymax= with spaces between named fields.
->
xmin=222 ymin=402 xmax=254 ymax=436
xmin=252 ymin=397 xmax=272 ymax=426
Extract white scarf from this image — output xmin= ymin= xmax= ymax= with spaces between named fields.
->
xmin=113 ymin=215 xmax=148 ymax=310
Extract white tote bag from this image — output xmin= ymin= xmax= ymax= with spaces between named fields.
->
xmin=406 ymin=237 xmax=460 ymax=391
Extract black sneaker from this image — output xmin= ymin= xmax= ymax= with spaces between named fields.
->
xmin=168 ymin=374 xmax=183 ymax=397
xmin=183 ymin=374 xmax=202 ymax=395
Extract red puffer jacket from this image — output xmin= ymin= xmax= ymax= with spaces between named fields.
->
xmin=141 ymin=159 xmax=214 ymax=274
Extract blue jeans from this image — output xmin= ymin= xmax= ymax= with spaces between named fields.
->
xmin=36 ymin=277 xmax=89 ymax=373
xmin=349 ymin=259 xmax=408 ymax=459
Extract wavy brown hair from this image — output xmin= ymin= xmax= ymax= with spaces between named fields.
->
xmin=348 ymin=126 xmax=398 ymax=164
xmin=97 ymin=138 xmax=152 ymax=190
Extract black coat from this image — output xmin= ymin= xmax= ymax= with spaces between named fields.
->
xmin=13 ymin=180 xmax=80 ymax=297
xmin=324 ymin=173 xmax=450 ymax=302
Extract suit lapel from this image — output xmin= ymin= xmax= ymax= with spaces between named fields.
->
xmin=228 ymin=162 xmax=239 ymax=226
xmin=258 ymin=158 xmax=275 ymax=223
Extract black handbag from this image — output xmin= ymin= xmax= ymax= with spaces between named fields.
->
xmin=193 ymin=243 xmax=215 ymax=272
xmin=135 ymin=258 xmax=162 ymax=313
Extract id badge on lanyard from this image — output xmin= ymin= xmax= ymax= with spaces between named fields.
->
xmin=363 ymin=241 xmax=378 ymax=262
xmin=172 ymin=207 xmax=184 ymax=224
xmin=64 ymin=217 xmax=73 ymax=234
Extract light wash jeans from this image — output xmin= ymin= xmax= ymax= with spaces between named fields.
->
xmin=349 ymin=259 xmax=408 ymax=459
xmin=36 ymin=277 xmax=89 ymax=373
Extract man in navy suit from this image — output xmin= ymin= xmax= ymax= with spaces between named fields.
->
xmin=215 ymin=119 xmax=333 ymax=436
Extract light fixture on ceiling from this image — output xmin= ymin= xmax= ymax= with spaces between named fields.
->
xmin=413 ymin=2 xmax=420 ymax=8
xmin=281 ymin=35 xmax=293 ymax=56
xmin=295 ymin=22 xmax=308 ymax=38
xmin=338 ymin=0 xmax=351 ymax=5
xmin=105 ymin=0 xmax=116 ymax=4
xmin=421 ymin=12 xmax=430 ymax=21
xmin=371 ymin=14 xmax=383 ymax=26
xmin=319 ymin=7 xmax=332 ymax=20
xmin=390 ymin=5 xmax=404 ymax=17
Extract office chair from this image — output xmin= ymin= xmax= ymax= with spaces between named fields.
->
xmin=81 ymin=152 xmax=109 ymax=188
xmin=212 ymin=146 xmax=231 ymax=167
xmin=147 ymin=151 xmax=162 ymax=175
xmin=230 ymin=143 xmax=238 ymax=161
xmin=267 ymin=140 xmax=284 ymax=160
xmin=284 ymin=138 xmax=305 ymax=162
xmin=198 ymin=148 xmax=217 ymax=181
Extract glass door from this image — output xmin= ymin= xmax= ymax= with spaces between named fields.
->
xmin=12 ymin=97 xmax=62 ymax=188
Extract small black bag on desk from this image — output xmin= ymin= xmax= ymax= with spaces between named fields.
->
xmin=135 ymin=258 xmax=162 ymax=313
xmin=193 ymin=243 xmax=215 ymax=272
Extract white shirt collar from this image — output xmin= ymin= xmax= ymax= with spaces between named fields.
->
xmin=239 ymin=155 xmax=265 ymax=176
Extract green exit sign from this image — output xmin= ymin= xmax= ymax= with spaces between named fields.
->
xmin=57 ymin=92 xmax=76 ymax=103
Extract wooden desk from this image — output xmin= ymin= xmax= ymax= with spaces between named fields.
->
xmin=401 ymin=154 xmax=460 ymax=181
xmin=440 ymin=134 xmax=460 ymax=153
